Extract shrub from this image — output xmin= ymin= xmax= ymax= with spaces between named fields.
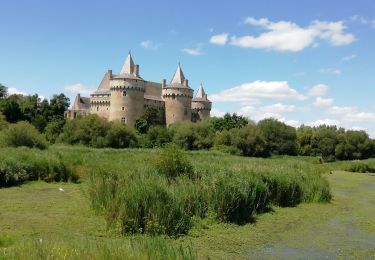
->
xmin=105 ymin=122 xmax=138 ymax=148
xmin=153 ymin=144 xmax=195 ymax=180
xmin=345 ymin=163 xmax=375 ymax=173
xmin=0 ymin=112 xmax=9 ymax=131
xmin=0 ymin=121 xmax=48 ymax=149
xmin=144 ymin=126 xmax=172 ymax=148
xmin=44 ymin=118 xmax=65 ymax=143
xmin=258 ymin=118 xmax=298 ymax=155
xmin=0 ymin=147 xmax=79 ymax=187
xmin=58 ymin=114 xmax=110 ymax=147
xmin=171 ymin=121 xmax=215 ymax=150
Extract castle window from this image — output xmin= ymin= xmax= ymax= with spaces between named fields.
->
xmin=121 ymin=117 xmax=127 ymax=124
xmin=122 ymin=107 xmax=125 ymax=111
xmin=97 ymin=106 xmax=99 ymax=111
xmin=184 ymin=108 xmax=188 ymax=116
xmin=123 ymin=91 xmax=127 ymax=96
xmin=172 ymin=94 xmax=176 ymax=100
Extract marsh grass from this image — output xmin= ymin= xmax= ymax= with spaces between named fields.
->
xmin=0 ymin=147 xmax=78 ymax=187
xmin=1 ymin=236 xmax=196 ymax=260
xmin=0 ymin=145 xmax=333 ymax=236
xmin=84 ymin=147 xmax=332 ymax=236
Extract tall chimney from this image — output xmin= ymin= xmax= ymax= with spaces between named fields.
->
xmin=162 ymin=79 xmax=166 ymax=88
xmin=108 ymin=69 xmax=112 ymax=78
xmin=184 ymin=79 xmax=188 ymax=87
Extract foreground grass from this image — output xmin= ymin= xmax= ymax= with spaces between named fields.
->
xmin=180 ymin=171 xmax=375 ymax=259
xmin=0 ymin=182 xmax=195 ymax=259
xmin=0 ymin=146 xmax=374 ymax=258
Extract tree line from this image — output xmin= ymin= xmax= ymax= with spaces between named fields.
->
xmin=0 ymin=84 xmax=374 ymax=161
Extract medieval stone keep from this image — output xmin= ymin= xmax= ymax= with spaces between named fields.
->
xmin=65 ymin=53 xmax=212 ymax=126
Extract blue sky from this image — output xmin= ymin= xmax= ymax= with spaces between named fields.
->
xmin=0 ymin=0 xmax=374 ymax=136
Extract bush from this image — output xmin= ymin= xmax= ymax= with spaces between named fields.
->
xmin=0 ymin=121 xmax=48 ymax=149
xmin=0 ymin=112 xmax=9 ymax=131
xmin=106 ymin=122 xmax=138 ymax=148
xmin=144 ymin=126 xmax=172 ymax=148
xmin=153 ymin=144 xmax=195 ymax=180
xmin=58 ymin=114 xmax=110 ymax=147
xmin=345 ymin=163 xmax=375 ymax=173
xmin=44 ymin=118 xmax=65 ymax=143
xmin=0 ymin=147 xmax=79 ymax=187
xmin=170 ymin=121 xmax=215 ymax=150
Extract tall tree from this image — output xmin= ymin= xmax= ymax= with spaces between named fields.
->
xmin=0 ymin=83 xmax=7 ymax=98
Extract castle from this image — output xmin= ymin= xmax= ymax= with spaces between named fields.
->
xmin=64 ymin=53 xmax=212 ymax=126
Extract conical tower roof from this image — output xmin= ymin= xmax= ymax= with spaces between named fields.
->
xmin=193 ymin=83 xmax=210 ymax=101
xmin=120 ymin=52 xmax=134 ymax=75
xmin=169 ymin=64 xmax=190 ymax=88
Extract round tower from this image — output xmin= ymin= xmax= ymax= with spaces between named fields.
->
xmin=162 ymin=64 xmax=194 ymax=126
xmin=109 ymin=53 xmax=145 ymax=125
xmin=191 ymin=83 xmax=212 ymax=121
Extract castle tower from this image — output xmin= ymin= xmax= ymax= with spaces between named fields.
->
xmin=162 ymin=64 xmax=193 ymax=126
xmin=191 ymin=83 xmax=212 ymax=121
xmin=109 ymin=52 xmax=145 ymax=125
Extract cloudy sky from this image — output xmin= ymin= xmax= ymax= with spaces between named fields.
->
xmin=0 ymin=0 xmax=374 ymax=136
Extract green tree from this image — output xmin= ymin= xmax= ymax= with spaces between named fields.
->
xmin=49 ymin=94 xmax=70 ymax=117
xmin=106 ymin=122 xmax=138 ymax=148
xmin=44 ymin=118 xmax=65 ymax=143
xmin=233 ymin=124 xmax=270 ymax=157
xmin=0 ymin=121 xmax=48 ymax=149
xmin=210 ymin=113 xmax=249 ymax=132
xmin=144 ymin=126 xmax=172 ymax=148
xmin=0 ymin=83 xmax=7 ymax=98
xmin=258 ymin=118 xmax=297 ymax=155
xmin=59 ymin=114 xmax=110 ymax=147
xmin=0 ymin=95 xmax=23 ymax=123
xmin=134 ymin=107 xmax=163 ymax=133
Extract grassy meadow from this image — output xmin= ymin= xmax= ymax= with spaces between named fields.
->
xmin=0 ymin=146 xmax=374 ymax=259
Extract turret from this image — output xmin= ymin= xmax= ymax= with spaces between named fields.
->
xmin=162 ymin=64 xmax=193 ymax=126
xmin=191 ymin=83 xmax=212 ymax=121
xmin=109 ymin=52 xmax=145 ymax=125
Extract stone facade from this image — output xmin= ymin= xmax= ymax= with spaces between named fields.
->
xmin=65 ymin=53 xmax=212 ymax=126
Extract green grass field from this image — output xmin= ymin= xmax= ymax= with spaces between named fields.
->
xmin=0 ymin=147 xmax=374 ymax=259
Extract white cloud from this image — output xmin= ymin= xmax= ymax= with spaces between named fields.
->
xmin=313 ymin=97 xmax=334 ymax=107
xmin=228 ymin=17 xmax=355 ymax=52
xmin=325 ymin=106 xmax=375 ymax=123
xmin=181 ymin=47 xmax=203 ymax=56
xmin=350 ymin=126 xmax=367 ymax=131
xmin=284 ymin=120 xmax=300 ymax=128
xmin=7 ymin=87 xmax=27 ymax=96
xmin=341 ymin=54 xmax=357 ymax=62
xmin=327 ymin=106 xmax=356 ymax=114
xmin=238 ymin=106 xmax=284 ymax=121
xmin=319 ymin=68 xmax=341 ymax=75
xmin=307 ymin=119 xmax=341 ymax=127
xmin=346 ymin=112 xmax=375 ymax=122
xmin=210 ymin=80 xmax=306 ymax=104
xmin=260 ymin=103 xmax=295 ymax=113
xmin=140 ymin=40 xmax=159 ymax=50
xmin=210 ymin=107 xmax=226 ymax=117
xmin=307 ymin=84 xmax=329 ymax=96
xmin=64 ymin=83 xmax=94 ymax=96
xmin=350 ymin=15 xmax=368 ymax=24
xmin=209 ymin=33 xmax=229 ymax=45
